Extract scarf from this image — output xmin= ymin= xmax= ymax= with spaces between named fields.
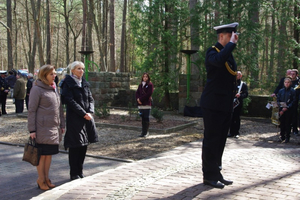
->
xmin=71 ymin=74 xmax=82 ymax=87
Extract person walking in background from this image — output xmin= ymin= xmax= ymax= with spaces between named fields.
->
xmin=61 ymin=61 xmax=98 ymax=181
xmin=200 ymin=22 xmax=239 ymax=189
xmin=6 ymin=70 xmax=16 ymax=99
xmin=228 ymin=71 xmax=248 ymax=138
xmin=135 ymin=72 xmax=154 ymax=137
xmin=0 ymin=71 xmax=10 ymax=115
xmin=25 ymin=73 xmax=34 ymax=110
xmin=28 ymin=64 xmax=65 ymax=191
xmin=277 ymin=77 xmax=296 ymax=143
xmin=13 ymin=73 xmax=26 ymax=113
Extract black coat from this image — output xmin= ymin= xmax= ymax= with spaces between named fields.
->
xmin=62 ymin=75 xmax=98 ymax=149
xmin=200 ymin=42 xmax=237 ymax=113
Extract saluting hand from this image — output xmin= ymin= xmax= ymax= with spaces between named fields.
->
xmin=230 ymin=31 xmax=239 ymax=44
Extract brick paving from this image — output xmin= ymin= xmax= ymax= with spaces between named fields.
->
xmin=17 ymin=137 xmax=299 ymax=200
xmin=1 ymin=99 xmax=300 ymax=199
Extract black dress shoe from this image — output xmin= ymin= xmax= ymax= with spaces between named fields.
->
xmin=78 ymin=174 xmax=85 ymax=178
xmin=70 ymin=175 xmax=80 ymax=180
xmin=203 ymin=179 xmax=224 ymax=189
xmin=227 ymin=134 xmax=234 ymax=137
xmin=219 ymin=178 xmax=233 ymax=185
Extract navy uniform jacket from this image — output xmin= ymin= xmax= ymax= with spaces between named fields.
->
xmin=200 ymin=42 xmax=237 ymax=113
xmin=0 ymin=77 xmax=9 ymax=96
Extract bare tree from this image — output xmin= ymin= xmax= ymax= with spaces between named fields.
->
xmin=30 ymin=0 xmax=45 ymax=66
xmin=119 ymin=0 xmax=127 ymax=72
xmin=190 ymin=0 xmax=200 ymax=75
xmin=109 ymin=0 xmax=115 ymax=72
xmin=46 ymin=0 xmax=51 ymax=64
xmin=7 ymin=0 xmax=13 ymax=70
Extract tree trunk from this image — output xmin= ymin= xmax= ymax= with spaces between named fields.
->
xmin=46 ymin=0 xmax=51 ymax=64
xmin=30 ymin=0 xmax=45 ymax=66
xmin=270 ymin=0 xmax=276 ymax=81
xmin=82 ymin=0 xmax=88 ymax=63
xmin=13 ymin=0 xmax=17 ymax=69
xmin=189 ymin=0 xmax=200 ymax=75
xmin=63 ymin=0 xmax=70 ymax=66
xmin=119 ymin=0 xmax=127 ymax=72
xmin=109 ymin=0 xmax=115 ymax=72
xmin=163 ymin=2 xmax=171 ymax=109
xmin=7 ymin=0 xmax=13 ymax=70
xmin=293 ymin=2 xmax=300 ymax=69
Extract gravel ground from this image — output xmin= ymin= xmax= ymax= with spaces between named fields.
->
xmin=1 ymin=99 xmax=299 ymax=160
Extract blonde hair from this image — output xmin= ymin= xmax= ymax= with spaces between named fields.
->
xmin=67 ymin=61 xmax=85 ymax=75
xmin=38 ymin=64 xmax=55 ymax=85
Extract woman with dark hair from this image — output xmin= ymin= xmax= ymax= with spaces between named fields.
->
xmin=135 ymin=73 xmax=154 ymax=137
xmin=61 ymin=61 xmax=98 ymax=181
xmin=28 ymin=64 xmax=65 ymax=190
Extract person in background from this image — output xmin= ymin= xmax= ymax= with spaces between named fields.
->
xmin=6 ymin=70 xmax=16 ymax=99
xmin=26 ymin=73 xmax=34 ymax=110
xmin=13 ymin=73 xmax=26 ymax=113
xmin=290 ymin=69 xmax=299 ymax=136
xmin=277 ymin=77 xmax=296 ymax=143
xmin=28 ymin=64 xmax=65 ymax=191
xmin=61 ymin=61 xmax=98 ymax=181
xmin=0 ymin=71 xmax=10 ymax=115
xmin=135 ymin=72 xmax=154 ymax=137
xmin=228 ymin=71 xmax=248 ymax=138
xmin=271 ymin=69 xmax=292 ymax=97
xmin=200 ymin=22 xmax=239 ymax=189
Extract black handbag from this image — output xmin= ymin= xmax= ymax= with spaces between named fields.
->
xmin=22 ymin=137 xmax=41 ymax=166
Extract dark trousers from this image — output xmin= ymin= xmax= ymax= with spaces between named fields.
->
xmin=139 ymin=109 xmax=150 ymax=122
xmin=292 ymin=108 xmax=298 ymax=133
xmin=68 ymin=146 xmax=87 ymax=176
xmin=279 ymin=110 xmax=292 ymax=140
xmin=229 ymin=103 xmax=242 ymax=135
xmin=15 ymin=99 xmax=24 ymax=113
xmin=0 ymin=94 xmax=7 ymax=114
xmin=202 ymin=108 xmax=232 ymax=180
xmin=25 ymin=95 xmax=29 ymax=110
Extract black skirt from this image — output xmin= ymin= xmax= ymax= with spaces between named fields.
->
xmin=36 ymin=143 xmax=59 ymax=155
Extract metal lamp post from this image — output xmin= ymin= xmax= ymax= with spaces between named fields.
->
xmin=180 ymin=50 xmax=198 ymax=103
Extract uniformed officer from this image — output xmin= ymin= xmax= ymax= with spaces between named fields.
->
xmin=200 ymin=22 xmax=239 ymax=189
xmin=228 ymin=71 xmax=248 ymax=138
xmin=0 ymin=71 xmax=10 ymax=115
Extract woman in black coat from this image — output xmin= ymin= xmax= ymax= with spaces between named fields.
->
xmin=61 ymin=61 xmax=98 ymax=181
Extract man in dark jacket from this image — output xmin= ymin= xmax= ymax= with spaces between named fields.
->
xmin=13 ymin=73 xmax=26 ymax=113
xmin=0 ymin=71 xmax=10 ymax=115
xmin=5 ymin=70 xmax=16 ymax=99
xmin=228 ymin=71 xmax=248 ymax=138
xmin=200 ymin=22 xmax=239 ymax=189
xmin=25 ymin=73 xmax=34 ymax=110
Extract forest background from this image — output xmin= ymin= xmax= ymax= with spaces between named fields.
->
xmin=0 ymin=0 xmax=299 ymax=109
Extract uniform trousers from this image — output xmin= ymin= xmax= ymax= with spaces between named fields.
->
xmin=0 ymin=94 xmax=7 ymax=114
xmin=202 ymin=108 xmax=232 ymax=180
xmin=229 ymin=103 xmax=242 ymax=136
xmin=68 ymin=145 xmax=87 ymax=176
xmin=292 ymin=107 xmax=298 ymax=134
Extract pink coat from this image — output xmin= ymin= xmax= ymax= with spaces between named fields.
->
xmin=27 ymin=80 xmax=65 ymax=145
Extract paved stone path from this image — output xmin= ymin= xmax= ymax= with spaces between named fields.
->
xmin=1 ymin=98 xmax=300 ymax=199
xmin=1 ymin=137 xmax=299 ymax=200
